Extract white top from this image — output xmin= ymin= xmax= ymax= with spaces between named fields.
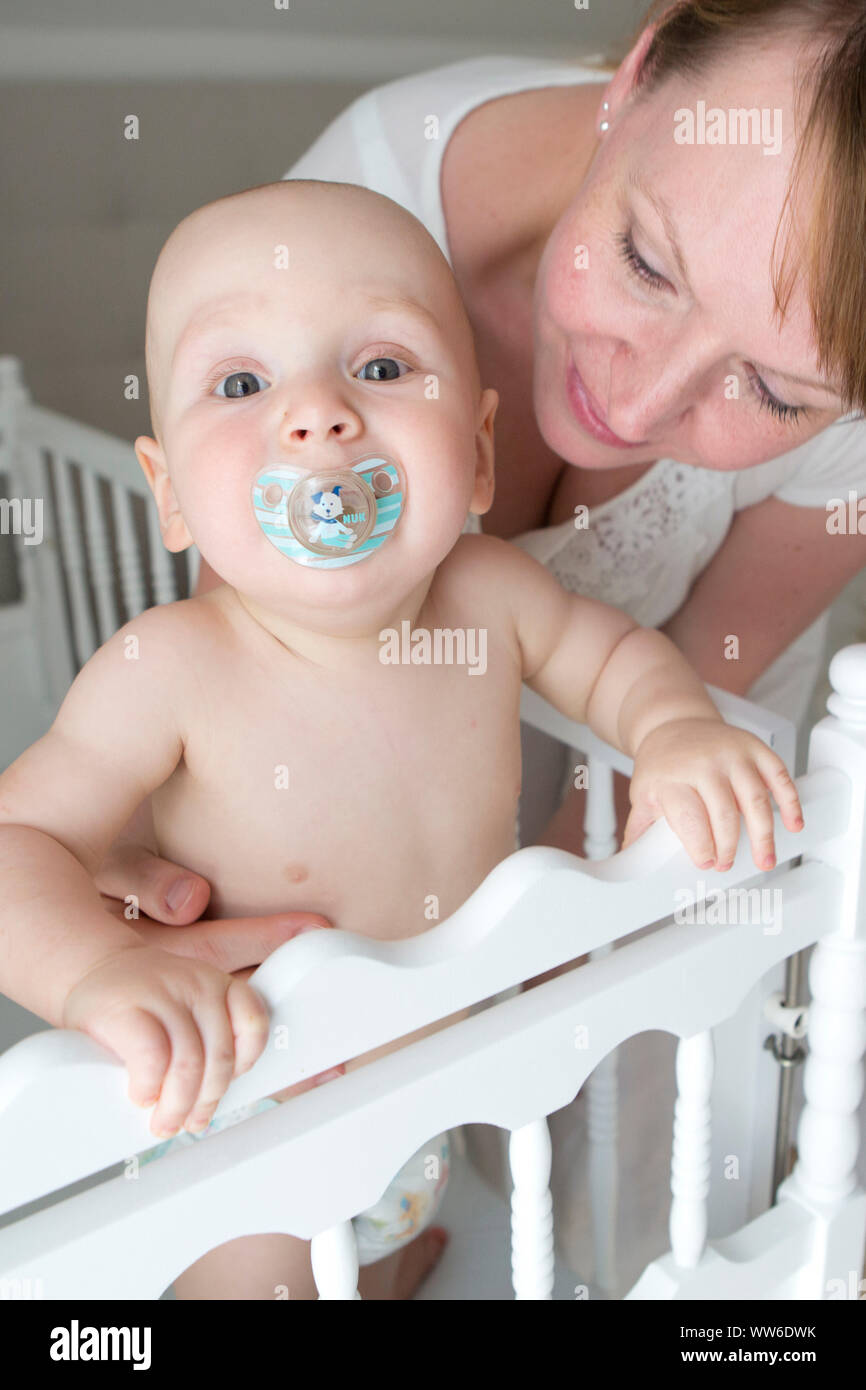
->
xmin=284 ymin=54 xmax=866 ymax=729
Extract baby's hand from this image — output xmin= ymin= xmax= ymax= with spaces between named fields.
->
xmin=61 ymin=943 xmax=271 ymax=1139
xmin=624 ymin=718 xmax=804 ymax=872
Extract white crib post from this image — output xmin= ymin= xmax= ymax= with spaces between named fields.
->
xmin=781 ymin=646 xmax=866 ymax=1293
xmin=509 ymin=1118 xmax=555 ymax=1299
xmin=310 ymin=1222 xmax=361 ymax=1300
xmin=669 ymin=1031 xmax=714 ymax=1267
xmin=584 ymin=756 xmax=620 ymax=1296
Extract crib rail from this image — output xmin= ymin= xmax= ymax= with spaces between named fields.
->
xmin=0 ymin=764 xmax=846 ymax=1221
xmin=0 ymin=841 xmax=858 ymax=1298
xmin=1 ymin=686 xmax=864 ymax=1299
xmin=521 ymin=680 xmax=797 ymax=775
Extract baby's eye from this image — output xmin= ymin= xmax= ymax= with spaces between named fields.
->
xmin=355 ymin=356 xmax=411 ymax=383
xmin=213 ymin=370 xmax=268 ymax=398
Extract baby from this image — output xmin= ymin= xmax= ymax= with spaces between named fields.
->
xmin=0 ymin=180 xmax=803 ymax=1299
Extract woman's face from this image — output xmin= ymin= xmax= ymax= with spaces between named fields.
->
xmin=532 ymin=33 xmax=850 ymax=472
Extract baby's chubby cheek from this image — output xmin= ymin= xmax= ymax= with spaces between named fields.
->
xmin=169 ymin=467 xmax=265 ymax=586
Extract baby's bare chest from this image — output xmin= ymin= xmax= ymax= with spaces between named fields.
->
xmin=152 ymin=642 xmax=523 ymax=934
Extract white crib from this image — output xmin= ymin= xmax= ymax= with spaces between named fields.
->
xmin=0 ymin=354 xmax=864 ymax=1301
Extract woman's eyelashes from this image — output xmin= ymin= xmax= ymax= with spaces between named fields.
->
xmin=207 ymin=351 xmax=415 ymax=398
xmin=745 ymin=369 xmax=807 ymax=427
xmin=616 ymin=229 xmax=667 ymax=291
xmin=615 ymin=229 xmax=807 ymax=428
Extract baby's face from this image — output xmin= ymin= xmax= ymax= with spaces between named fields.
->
xmin=136 ymin=185 xmax=496 ymax=626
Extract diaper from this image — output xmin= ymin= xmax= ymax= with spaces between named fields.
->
xmin=137 ymin=1098 xmax=450 ymax=1268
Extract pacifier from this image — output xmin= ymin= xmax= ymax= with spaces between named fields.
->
xmin=252 ymin=454 xmax=406 ymax=568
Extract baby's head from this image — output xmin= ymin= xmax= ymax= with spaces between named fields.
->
xmin=135 ymin=180 xmax=497 ymax=625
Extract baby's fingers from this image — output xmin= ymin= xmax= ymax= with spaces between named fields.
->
xmin=85 ymin=1006 xmax=172 ymax=1111
xmin=756 ymin=750 xmax=804 ymax=833
xmin=621 ymin=801 xmax=658 ymax=849
xmin=694 ymin=776 xmax=742 ymax=871
xmin=148 ymin=1004 xmax=207 ymax=1138
xmin=225 ymin=978 xmax=271 ymax=1080
xmin=657 ymin=784 xmax=717 ymax=869
xmin=180 ymin=986 xmax=252 ymax=1134
xmin=729 ymin=766 xmax=777 ymax=870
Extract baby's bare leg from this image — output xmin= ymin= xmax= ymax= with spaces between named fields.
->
xmin=169 ymin=1227 xmax=448 ymax=1300
xmin=171 ymin=1232 xmax=318 ymax=1301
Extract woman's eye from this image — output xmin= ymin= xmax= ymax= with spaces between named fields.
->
xmin=616 ymin=230 xmax=668 ymax=291
xmin=745 ymin=368 xmax=807 ymax=427
xmin=213 ymin=370 xmax=268 ymax=398
xmin=356 ymin=356 xmax=410 ymax=382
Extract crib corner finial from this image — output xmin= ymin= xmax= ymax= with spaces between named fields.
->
xmin=826 ymin=644 xmax=866 ymax=727
xmin=0 ymin=355 xmax=30 ymax=404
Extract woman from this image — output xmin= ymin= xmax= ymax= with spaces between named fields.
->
xmin=98 ymin=0 xmax=866 ymax=1293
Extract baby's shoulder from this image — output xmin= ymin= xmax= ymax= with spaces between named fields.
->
xmin=431 ymin=533 xmax=547 ymax=635
xmin=441 ymin=530 xmax=522 ymax=580
xmin=84 ymin=592 xmax=233 ymax=695
xmin=439 ymin=530 xmax=548 ymax=596
xmin=107 ymin=590 xmax=227 ymax=652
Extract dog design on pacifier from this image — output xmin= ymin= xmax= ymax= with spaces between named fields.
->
xmin=252 ymin=454 xmax=406 ymax=569
xmin=308 ymin=486 xmax=356 ymax=547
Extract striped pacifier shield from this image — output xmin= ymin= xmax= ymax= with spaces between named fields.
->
xmin=251 ymin=455 xmax=406 ymax=568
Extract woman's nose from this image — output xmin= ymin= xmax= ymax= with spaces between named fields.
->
xmin=608 ymin=344 xmax=695 ymax=440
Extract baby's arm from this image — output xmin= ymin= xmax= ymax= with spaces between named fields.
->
xmin=0 ymin=605 xmax=269 ymax=1137
xmin=485 ymin=536 xmax=802 ymax=869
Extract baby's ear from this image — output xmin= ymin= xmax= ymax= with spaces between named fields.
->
xmin=469 ymin=387 xmax=497 ymax=516
xmin=134 ymin=436 xmax=194 ymax=553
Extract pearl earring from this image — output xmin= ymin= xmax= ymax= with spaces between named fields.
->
xmin=600 ymin=99 xmax=610 ymax=133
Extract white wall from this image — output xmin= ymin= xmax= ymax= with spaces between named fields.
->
xmin=0 ymin=0 xmax=643 ymax=80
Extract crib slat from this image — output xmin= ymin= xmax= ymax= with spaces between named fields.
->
xmin=111 ymin=480 xmax=147 ymax=619
xmin=311 ymin=1221 xmax=361 ymax=1300
xmin=584 ymin=757 xmax=617 ymax=858
xmin=509 ymin=1118 xmax=554 ymax=1299
xmin=23 ymin=440 xmax=78 ymax=705
xmin=669 ymin=1030 xmax=714 ymax=1267
xmin=81 ymin=465 xmax=119 ymax=641
xmin=51 ymin=451 xmax=98 ymax=666
xmin=584 ymin=756 xmax=621 ymax=1295
xmin=146 ymin=499 xmax=177 ymax=606
xmin=586 ymin=1016 xmax=618 ymax=1295
xmin=184 ymin=545 xmax=201 ymax=598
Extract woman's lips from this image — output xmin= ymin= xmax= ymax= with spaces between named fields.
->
xmin=566 ymin=359 xmax=645 ymax=447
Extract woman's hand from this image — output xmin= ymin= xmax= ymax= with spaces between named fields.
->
xmin=623 ymin=718 xmax=804 ymax=872
xmin=94 ymin=807 xmax=344 ymax=1092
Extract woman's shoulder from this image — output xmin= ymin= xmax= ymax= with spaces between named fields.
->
xmin=733 ymin=414 xmax=866 ymax=511
xmin=283 ymin=54 xmax=609 ymax=259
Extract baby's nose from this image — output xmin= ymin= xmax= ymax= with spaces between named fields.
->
xmin=280 ymin=399 xmax=364 ymax=447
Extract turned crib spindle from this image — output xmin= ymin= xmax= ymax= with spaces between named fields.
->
xmin=311 ymin=1221 xmax=361 ymax=1300
xmin=669 ymin=1030 xmax=714 ymax=1267
xmin=509 ymin=1117 xmax=555 ymax=1299
xmin=789 ymin=646 xmax=866 ymax=1218
xmin=584 ymin=756 xmax=620 ymax=1295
